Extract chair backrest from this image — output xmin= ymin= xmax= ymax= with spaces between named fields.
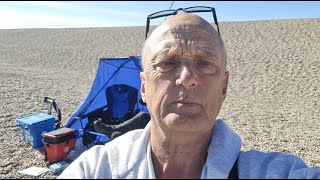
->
xmin=105 ymin=84 xmax=138 ymax=119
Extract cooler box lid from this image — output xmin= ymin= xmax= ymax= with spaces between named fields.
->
xmin=43 ymin=127 xmax=76 ymax=144
xmin=16 ymin=113 xmax=55 ymax=125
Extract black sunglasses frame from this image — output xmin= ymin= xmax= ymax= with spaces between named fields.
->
xmin=145 ymin=6 xmax=220 ymax=39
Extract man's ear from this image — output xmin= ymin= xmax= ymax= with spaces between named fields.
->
xmin=140 ymin=72 xmax=147 ymax=104
xmin=222 ymin=71 xmax=229 ymax=100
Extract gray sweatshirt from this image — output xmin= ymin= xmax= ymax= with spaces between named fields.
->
xmin=59 ymin=119 xmax=320 ymax=179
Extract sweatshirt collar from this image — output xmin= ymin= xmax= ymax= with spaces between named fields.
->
xmin=201 ymin=119 xmax=242 ymax=178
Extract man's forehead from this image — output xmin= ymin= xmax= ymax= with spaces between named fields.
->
xmin=146 ymin=21 xmax=221 ymax=55
xmin=148 ymin=24 xmax=215 ymax=46
xmin=150 ymin=20 xmax=214 ymax=36
xmin=142 ymin=14 xmax=226 ymax=67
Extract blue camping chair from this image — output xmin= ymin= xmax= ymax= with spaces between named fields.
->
xmin=66 ymin=56 xmax=149 ymax=146
xmin=81 ymin=84 xmax=140 ymax=145
xmin=105 ymin=84 xmax=139 ymax=123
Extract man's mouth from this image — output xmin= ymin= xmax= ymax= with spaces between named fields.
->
xmin=173 ymin=99 xmax=200 ymax=108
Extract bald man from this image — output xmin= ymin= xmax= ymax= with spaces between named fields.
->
xmin=59 ymin=13 xmax=320 ymax=179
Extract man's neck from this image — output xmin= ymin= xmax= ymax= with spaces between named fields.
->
xmin=150 ymin=125 xmax=212 ymax=179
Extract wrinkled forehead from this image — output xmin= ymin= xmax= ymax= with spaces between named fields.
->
xmin=146 ymin=23 xmax=222 ymax=58
xmin=148 ymin=22 xmax=217 ymax=42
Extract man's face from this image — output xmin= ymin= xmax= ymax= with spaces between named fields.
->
xmin=140 ymin=15 xmax=229 ymax=134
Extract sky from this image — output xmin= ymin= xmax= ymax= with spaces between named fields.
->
xmin=1 ymin=1 xmax=320 ymax=29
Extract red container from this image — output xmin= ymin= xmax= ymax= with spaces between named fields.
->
xmin=43 ymin=127 xmax=76 ymax=163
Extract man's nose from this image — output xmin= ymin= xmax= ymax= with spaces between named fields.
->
xmin=175 ymin=65 xmax=198 ymax=89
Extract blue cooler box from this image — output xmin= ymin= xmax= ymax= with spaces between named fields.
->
xmin=16 ymin=113 xmax=55 ymax=148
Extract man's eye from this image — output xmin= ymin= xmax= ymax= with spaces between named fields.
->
xmin=197 ymin=60 xmax=214 ymax=68
xmin=161 ymin=61 xmax=177 ymax=66
xmin=197 ymin=60 xmax=218 ymax=74
xmin=156 ymin=61 xmax=177 ymax=72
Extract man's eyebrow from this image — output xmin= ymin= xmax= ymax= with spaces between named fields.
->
xmin=148 ymin=47 xmax=170 ymax=63
xmin=152 ymin=44 xmax=179 ymax=61
xmin=196 ymin=48 xmax=219 ymax=59
xmin=153 ymin=48 xmax=170 ymax=61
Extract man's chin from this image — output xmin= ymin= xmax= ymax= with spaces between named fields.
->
xmin=164 ymin=113 xmax=206 ymax=128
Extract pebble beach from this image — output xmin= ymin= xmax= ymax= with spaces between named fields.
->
xmin=0 ymin=18 xmax=320 ymax=178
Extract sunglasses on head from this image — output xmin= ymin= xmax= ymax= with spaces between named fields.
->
xmin=145 ymin=6 xmax=221 ymax=39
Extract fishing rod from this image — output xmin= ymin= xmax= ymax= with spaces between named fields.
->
xmin=164 ymin=1 xmax=174 ymax=20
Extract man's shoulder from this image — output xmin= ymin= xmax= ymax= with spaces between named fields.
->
xmin=106 ymin=129 xmax=145 ymax=149
xmin=104 ymin=128 xmax=149 ymax=160
xmin=78 ymin=129 xmax=146 ymax=160
xmin=239 ymin=149 xmax=307 ymax=165
xmin=59 ymin=129 xmax=148 ymax=179
xmin=102 ymin=128 xmax=149 ymax=177
xmin=237 ymin=149 xmax=313 ymax=178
